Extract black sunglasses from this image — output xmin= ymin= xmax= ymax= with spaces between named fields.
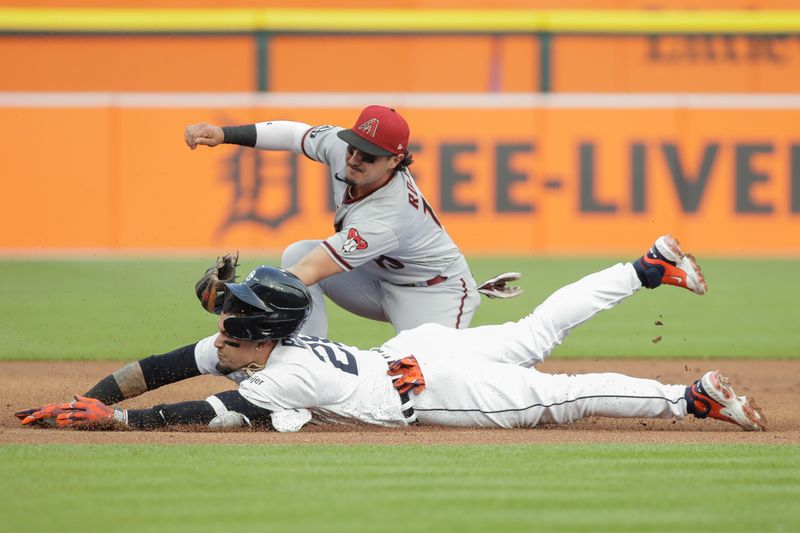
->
xmin=346 ymin=144 xmax=377 ymax=164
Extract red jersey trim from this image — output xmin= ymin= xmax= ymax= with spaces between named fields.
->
xmin=321 ymin=241 xmax=353 ymax=271
xmin=455 ymin=278 xmax=469 ymax=329
xmin=300 ymin=127 xmax=316 ymax=161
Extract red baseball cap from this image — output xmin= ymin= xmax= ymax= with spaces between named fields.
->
xmin=337 ymin=105 xmax=410 ymax=157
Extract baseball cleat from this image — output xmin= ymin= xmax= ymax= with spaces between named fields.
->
xmin=685 ymin=371 xmax=766 ymax=431
xmin=477 ymin=272 xmax=522 ymax=299
xmin=635 ymin=234 xmax=707 ymax=295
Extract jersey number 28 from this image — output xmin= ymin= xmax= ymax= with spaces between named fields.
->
xmin=295 ymin=335 xmax=359 ymax=376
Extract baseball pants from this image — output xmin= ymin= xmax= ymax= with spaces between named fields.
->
xmin=282 ymin=240 xmax=479 ymax=336
xmin=381 ymin=263 xmax=689 ymax=428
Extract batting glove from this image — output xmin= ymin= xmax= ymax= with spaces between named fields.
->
xmin=387 ymin=356 xmax=427 ymax=396
xmin=53 ymin=395 xmax=121 ymax=427
xmin=17 ymin=402 xmax=72 ymax=427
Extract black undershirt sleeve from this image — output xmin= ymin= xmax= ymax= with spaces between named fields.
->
xmin=83 ymin=375 xmax=124 ymax=405
xmin=139 ymin=344 xmax=201 ymax=389
xmin=124 ymin=391 xmax=272 ymax=430
xmin=126 ymin=401 xmax=217 ymax=430
xmin=222 ymin=124 xmax=257 ymax=147
xmin=215 ymin=390 xmax=273 ymax=428
xmin=83 ymin=344 xmax=201 ymax=405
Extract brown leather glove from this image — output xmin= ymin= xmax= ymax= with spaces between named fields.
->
xmin=195 ymin=251 xmax=239 ymax=314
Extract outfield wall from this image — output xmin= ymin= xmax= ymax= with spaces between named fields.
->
xmin=2 ymin=94 xmax=798 ymax=255
xmin=3 ymin=4 xmax=800 ymax=94
xmin=4 ymin=33 xmax=800 ymax=93
xmin=2 ymin=4 xmax=798 ymax=255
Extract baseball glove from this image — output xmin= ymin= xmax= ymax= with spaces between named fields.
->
xmin=196 ymin=252 xmax=239 ymax=314
xmin=477 ymin=272 xmax=523 ymax=299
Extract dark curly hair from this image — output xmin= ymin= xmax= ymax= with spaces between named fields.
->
xmin=393 ymin=150 xmax=414 ymax=175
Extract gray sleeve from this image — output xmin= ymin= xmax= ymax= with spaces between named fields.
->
xmin=300 ymin=125 xmax=346 ymax=166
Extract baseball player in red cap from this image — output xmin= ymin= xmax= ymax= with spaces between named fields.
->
xmin=185 ymin=106 xmax=520 ymax=336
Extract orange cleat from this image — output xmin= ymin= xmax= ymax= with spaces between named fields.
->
xmin=686 ymin=371 xmax=766 ymax=431
xmin=635 ymin=234 xmax=708 ymax=295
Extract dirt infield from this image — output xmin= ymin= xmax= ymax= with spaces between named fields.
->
xmin=2 ymin=359 xmax=797 ymax=445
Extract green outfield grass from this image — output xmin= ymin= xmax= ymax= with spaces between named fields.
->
xmin=1 ymin=444 xmax=797 ymax=533
xmin=0 ymin=257 xmax=797 ymax=360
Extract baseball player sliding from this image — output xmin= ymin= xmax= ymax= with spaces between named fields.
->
xmin=184 ymin=105 xmax=520 ymax=337
xmin=17 ymin=235 xmax=765 ymax=432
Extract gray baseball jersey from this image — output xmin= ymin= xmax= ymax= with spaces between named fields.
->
xmin=193 ymin=262 xmax=689 ymax=431
xmin=302 ymin=124 xmax=463 ymax=284
xmin=255 ymin=121 xmax=480 ymax=334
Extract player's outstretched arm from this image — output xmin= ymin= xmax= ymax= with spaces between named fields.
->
xmin=185 ymin=120 xmax=309 ymax=151
xmin=18 ymin=390 xmax=274 ymax=430
xmin=16 ymin=344 xmax=204 ymax=423
xmin=83 ymin=343 xmax=203 ymax=404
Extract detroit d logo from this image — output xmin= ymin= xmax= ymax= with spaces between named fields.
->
xmin=358 ymin=118 xmax=379 ymax=138
xmin=217 ymin=145 xmax=300 ymax=238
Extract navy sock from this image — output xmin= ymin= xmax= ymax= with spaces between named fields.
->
xmin=685 ymin=383 xmax=711 ymax=418
xmin=685 ymin=386 xmax=698 ymax=416
xmin=633 ymin=258 xmax=664 ymax=289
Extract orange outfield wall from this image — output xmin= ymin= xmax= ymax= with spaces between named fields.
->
xmin=3 ymin=33 xmax=800 ymax=93
xmin=1 ymin=104 xmax=798 ymax=255
xmin=0 ymin=35 xmax=538 ymax=93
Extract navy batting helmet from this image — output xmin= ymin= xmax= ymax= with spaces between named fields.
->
xmin=221 ymin=266 xmax=312 ymax=341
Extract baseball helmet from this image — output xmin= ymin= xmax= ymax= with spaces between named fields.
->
xmin=221 ymin=266 xmax=312 ymax=341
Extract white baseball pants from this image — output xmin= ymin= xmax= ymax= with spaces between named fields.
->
xmin=381 ymin=263 xmax=690 ymax=428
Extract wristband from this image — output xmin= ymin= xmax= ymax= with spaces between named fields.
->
xmin=113 ymin=408 xmax=128 ymax=425
xmin=222 ymin=125 xmax=257 ymax=147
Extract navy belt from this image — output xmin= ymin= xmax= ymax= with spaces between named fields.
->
xmin=398 ymin=390 xmax=419 ymax=426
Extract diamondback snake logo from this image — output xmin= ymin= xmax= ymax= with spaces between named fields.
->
xmin=342 ymin=228 xmax=368 ymax=253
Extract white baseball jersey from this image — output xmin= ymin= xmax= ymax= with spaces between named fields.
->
xmin=194 ymin=262 xmax=690 ymax=431
xmin=194 ymin=333 xmax=409 ymax=429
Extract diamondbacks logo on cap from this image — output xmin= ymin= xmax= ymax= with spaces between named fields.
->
xmin=342 ymin=228 xmax=368 ymax=253
xmin=358 ymin=118 xmax=379 ymax=138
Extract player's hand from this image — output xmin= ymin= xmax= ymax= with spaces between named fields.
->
xmin=53 ymin=396 xmax=115 ymax=427
xmin=185 ymin=123 xmax=224 ymax=150
xmin=15 ymin=407 xmax=37 ymax=420
xmin=17 ymin=402 xmax=72 ymax=427
xmin=478 ymin=272 xmax=523 ymax=299
xmin=387 ymin=356 xmax=426 ymax=395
